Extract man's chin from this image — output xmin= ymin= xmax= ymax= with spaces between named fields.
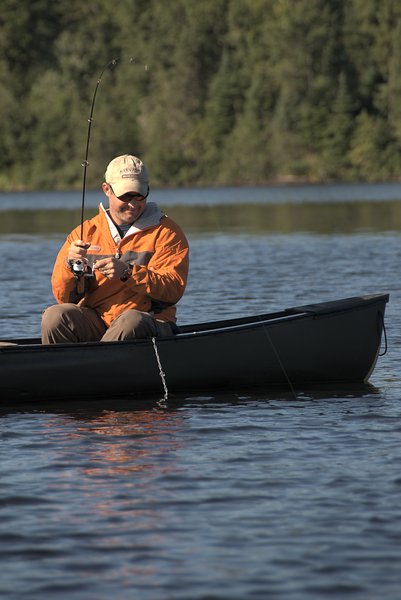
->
xmin=121 ymin=210 xmax=139 ymax=223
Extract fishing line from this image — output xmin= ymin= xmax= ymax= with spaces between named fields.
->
xmin=152 ymin=337 xmax=169 ymax=407
xmin=259 ymin=319 xmax=298 ymax=400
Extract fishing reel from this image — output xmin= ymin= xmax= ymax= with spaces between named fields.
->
xmin=69 ymin=259 xmax=93 ymax=278
xmin=71 ymin=259 xmax=86 ymax=277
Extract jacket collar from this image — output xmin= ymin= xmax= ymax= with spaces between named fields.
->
xmin=100 ymin=201 xmax=165 ymax=242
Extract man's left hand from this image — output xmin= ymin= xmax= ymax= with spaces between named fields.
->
xmin=93 ymin=257 xmax=128 ymax=280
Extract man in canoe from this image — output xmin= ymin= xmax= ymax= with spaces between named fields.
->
xmin=41 ymin=154 xmax=189 ymax=343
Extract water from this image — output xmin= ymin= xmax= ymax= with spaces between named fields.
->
xmin=1 ymin=184 xmax=401 ymax=599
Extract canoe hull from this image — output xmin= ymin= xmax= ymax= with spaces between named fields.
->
xmin=0 ymin=293 xmax=388 ymax=401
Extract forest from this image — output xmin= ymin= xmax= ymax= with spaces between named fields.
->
xmin=1 ymin=0 xmax=401 ymax=190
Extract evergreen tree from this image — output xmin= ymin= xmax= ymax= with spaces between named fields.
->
xmin=1 ymin=0 xmax=401 ymax=189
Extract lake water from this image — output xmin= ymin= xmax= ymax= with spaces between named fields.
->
xmin=1 ymin=183 xmax=401 ymax=599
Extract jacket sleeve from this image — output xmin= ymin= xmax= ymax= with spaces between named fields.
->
xmin=128 ymin=220 xmax=189 ymax=304
xmin=51 ymin=230 xmax=82 ymax=304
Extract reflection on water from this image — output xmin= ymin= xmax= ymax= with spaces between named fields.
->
xmin=2 ymin=200 xmax=401 ymax=234
xmin=172 ymin=201 xmax=401 ymax=233
xmin=73 ymin=408 xmax=185 ymax=478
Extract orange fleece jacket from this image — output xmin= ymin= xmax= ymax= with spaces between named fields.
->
xmin=51 ymin=202 xmax=189 ymax=326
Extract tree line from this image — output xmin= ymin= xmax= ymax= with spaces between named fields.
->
xmin=1 ymin=0 xmax=401 ymax=191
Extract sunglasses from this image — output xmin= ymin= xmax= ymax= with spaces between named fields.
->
xmin=118 ymin=192 xmax=147 ymax=203
xmin=108 ymin=184 xmax=149 ymax=203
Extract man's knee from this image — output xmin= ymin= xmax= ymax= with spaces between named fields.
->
xmin=101 ymin=310 xmax=153 ymax=341
xmin=41 ymin=303 xmax=105 ymax=344
xmin=42 ymin=303 xmax=75 ymax=330
xmin=118 ymin=309 xmax=149 ymax=332
xmin=101 ymin=310 xmax=172 ymax=341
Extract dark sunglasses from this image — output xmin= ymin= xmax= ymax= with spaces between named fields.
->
xmin=111 ymin=185 xmax=149 ymax=203
xmin=118 ymin=192 xmax=147 ymax=203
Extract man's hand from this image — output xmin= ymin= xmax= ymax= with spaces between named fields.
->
xmin=67 ymin=240 xmax=91 ymax=263
xmin=93 ymin=257 xmax=129 ymax=280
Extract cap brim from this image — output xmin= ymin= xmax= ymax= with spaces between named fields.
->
xmin=111 ymin=180 xmax=148 ymax=197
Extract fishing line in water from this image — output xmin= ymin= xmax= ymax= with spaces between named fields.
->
xmin=152 ymin=337 xmax=169 ymax=407
xmin=259 ymin=321 xmax=298 ymax=400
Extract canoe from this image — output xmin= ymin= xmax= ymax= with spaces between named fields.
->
xmin=0 ymin=293 xmax=388 ymax=402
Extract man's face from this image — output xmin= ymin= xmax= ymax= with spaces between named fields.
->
xmin=102 ymin=183 xmax=147 ymax=225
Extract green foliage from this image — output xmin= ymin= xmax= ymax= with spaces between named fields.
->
xmin=1 ymin=0 xmax=401 ymax=190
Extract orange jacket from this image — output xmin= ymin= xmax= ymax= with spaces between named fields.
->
xmin=51 ymin=202 xmax=189 ymax=326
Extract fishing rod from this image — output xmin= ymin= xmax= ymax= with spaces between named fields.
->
xmin=79 ymin=57 xmax=118 ymax=240
xmin=73 ymin=57 xmax=147 ymax=279
xmin=79 ymin=56 xmax=148 ymax=236
xmin=71 ymin=58 xmax=119 ymax=279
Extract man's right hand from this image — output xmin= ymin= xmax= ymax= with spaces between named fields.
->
xmin=67 ymin=240 xmax=91 ymax=263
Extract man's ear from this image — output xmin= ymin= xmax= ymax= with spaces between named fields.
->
xmin=102 ymin=182 xmax=112 ymax=196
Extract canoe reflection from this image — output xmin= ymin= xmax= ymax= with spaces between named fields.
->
xmin=69 ymin=408 xmax=186 ymax=477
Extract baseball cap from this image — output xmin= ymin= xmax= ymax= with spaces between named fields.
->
xmin=105 ymin=154 xmax=149 ymax=197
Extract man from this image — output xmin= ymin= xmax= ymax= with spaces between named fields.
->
xmin=41 ymin=154 xmax=189 ymax=343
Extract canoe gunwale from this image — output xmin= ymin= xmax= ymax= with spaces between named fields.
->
xmin=0 ymin=312 xmax=310 ymax=351
xmin=0 ymin=292 xmax=389 ymax=351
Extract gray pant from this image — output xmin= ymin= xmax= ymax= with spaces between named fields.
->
xmin=41 ymin=304 xmax=173 ymax=344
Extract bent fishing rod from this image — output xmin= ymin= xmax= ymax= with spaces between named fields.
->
xmin=71 ymin=58 xmax=119 ymax=279
xmin=73 ymin=57 xmax=147 ymax=279
xmin=79 ymin=58 xmax=118 ymax=240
